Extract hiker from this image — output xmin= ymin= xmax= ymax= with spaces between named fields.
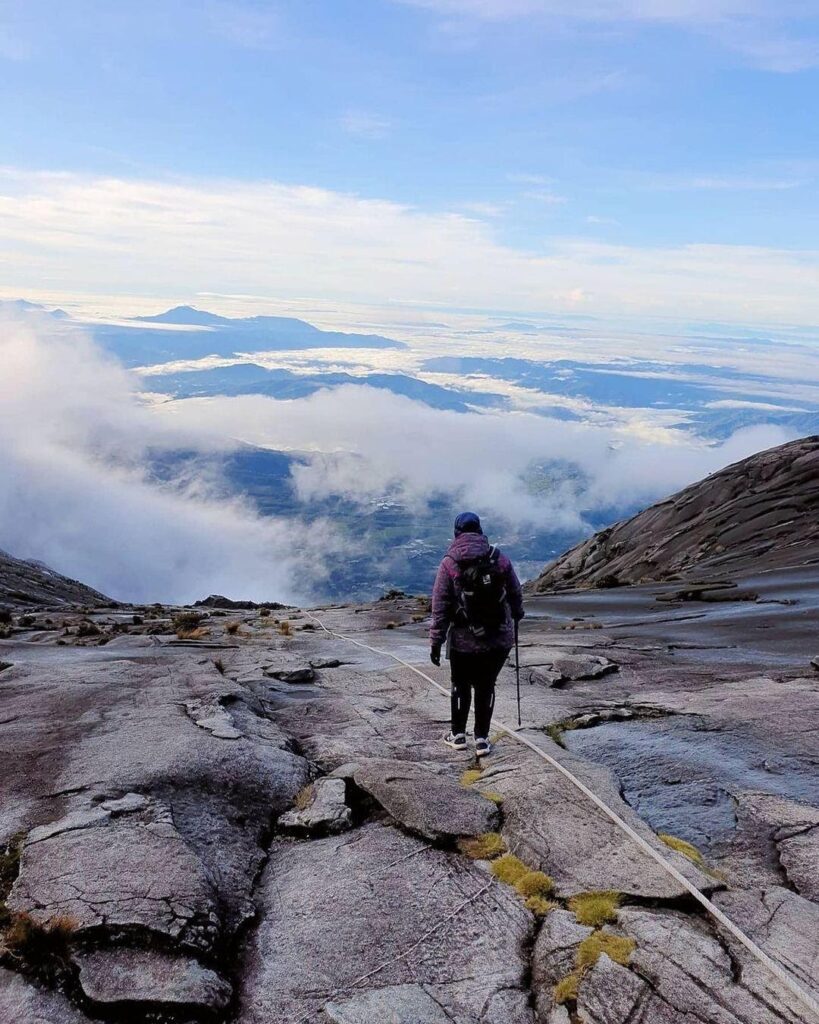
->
xmin=430 ymin=512 xmax=524 ymax=757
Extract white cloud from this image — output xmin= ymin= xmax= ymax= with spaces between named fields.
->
xmin=1 ymin=168 xmax=818 ymax=323
xmin=339 ymin=110 xmax=393 ymax=139
xmin=0 ymin=312 xmax=339 ymax=604
xmin=157 ymin=385 xmax=795 ymax=531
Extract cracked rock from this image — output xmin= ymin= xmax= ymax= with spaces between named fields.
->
xmin=237 ymin=823 xmax=531 ymax=1023
xmin=279 ymin=778 xmax=353 ymax=836
xmin=76 ymin=948 xmax=232 ymax=1011
xmin=264 ymin=666 xmax=317 ymax=684
xmin=324 ymin=984 xmax=452 ymax=1023
xmin=337 ymin=758 xmax=499 ymax=842
xmin=551 ymin=654 xmax=619 ymax=682
xmin=9 ymin=811 xmax=220 ymax=951
xmin=0 ymin=967 xmax=88 ymax=1024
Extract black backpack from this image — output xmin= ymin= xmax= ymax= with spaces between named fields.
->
xmin=455 ymin=546 xmax=507 ymax=635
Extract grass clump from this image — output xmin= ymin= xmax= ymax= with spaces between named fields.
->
xmin=576 ymin=930 xmax=635 ymax=970
xmin=482 ymin=791 xmax=504 ymax=805
xmin=525 ymin=895 xmax=559 ymax=916
xmin=490 ymin=853 xmax=529 ymax=887
xmin=279 ymin=620 xmax=292 ymax=637
xmin=213 ymin=658 xmax=225 ymax=675
xmin=225 ymin=620 xmax=241 ymax=635
xmin=293 ymin=784 xmax=315 ymax=811
xmin=659 ymin=833 xmax=706 ymax=867
xmin=554 ymin=969 xmax=582 ymax=1005
xmin=384 ymin=621 xmax=399 ymax=630
xmin=173 ymin=610 xmax=208 ymax=639
xmin=568 ymin=890 xmax=621 ymax=927
xmin=460 ymin=768 xmax=482 ymax=787
xmin=515 ymin=870 xmax=555 ymax=899
xmin=457 ymin=832 xmax=506 ymax=860
xmin=5 ymin=913 xmax=77 ymax=977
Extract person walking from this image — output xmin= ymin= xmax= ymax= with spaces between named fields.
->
xmin=430 ymin=512 xmax=524 ymax=757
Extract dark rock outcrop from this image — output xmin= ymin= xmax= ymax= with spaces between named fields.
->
xmin=528 ymin=435 xmax=819 ymax=592
xmin=0 ymin=549 xmax=112 ymax=607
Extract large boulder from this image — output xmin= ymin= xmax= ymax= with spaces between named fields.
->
xmin=336 ymin=758 xmax=500 ymax=842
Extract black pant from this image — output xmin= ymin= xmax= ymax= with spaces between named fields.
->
xmin=449 ymin=648 xmax=510 ymax=739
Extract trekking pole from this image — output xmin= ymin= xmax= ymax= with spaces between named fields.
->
xmin=514 ymin=619 xmax=521 ymax=727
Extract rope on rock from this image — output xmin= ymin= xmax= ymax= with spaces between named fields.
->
xmin=304 ymin=610 xmax=819 ymax=1021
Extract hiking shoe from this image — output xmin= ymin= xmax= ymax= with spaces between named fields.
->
xmin=475 ymin=737 xmax=492 ymax=758
xmin=443 ymin=732 xmax=467 ymax=751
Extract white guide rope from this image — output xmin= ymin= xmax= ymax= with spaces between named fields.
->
xmin=304 ymin=610 xmax=819 ymax=1021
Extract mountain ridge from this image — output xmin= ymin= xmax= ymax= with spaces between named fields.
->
xmin=528 ymin=434 xmax=819 ymax=592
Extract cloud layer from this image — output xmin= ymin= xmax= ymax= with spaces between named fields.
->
xmin=2 ymin=169 xmax=818 ymax=324
xmin=0 ymin=314 xmax=336 ymax=605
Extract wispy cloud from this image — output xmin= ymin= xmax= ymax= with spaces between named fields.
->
xmin=206 ymin=0 xmax=283 ymax=50
xmin=395 ymin=0 xmax=819 ymax=71
xmin=1 ymin=168 xmax=818 ymax=324
xmin=645 ymin=174 xmax=804 ymax=192
xmin=339 ymin=110 xmax=393 ymax=140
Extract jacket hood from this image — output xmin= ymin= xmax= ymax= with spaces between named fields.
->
xmin=448 ymin=532 xmax=491 ymax=562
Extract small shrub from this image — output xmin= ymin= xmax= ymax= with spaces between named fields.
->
xmin=293 ymin=784 xmax=315 ymax=810
xmin=576 ymin=930 xmax=635 ymax=970
xmin=132 ymin=614 xmax=143 ymax=625
xmin=173 ymin=611 xmax=204 ymax=633
xmin=18 ymin=615 xmax=35 ymax=628
xmin=525 ymin=895 xmax=558 ymax=916
xmin=259 ymin=607 xmax=271 ymax=618
xmin=177 ymin=626 xmax=208 ymax=641
xmin=213 ymin=658 xmax=225 ymax=675
xmin=0 ymin=609 xmax=11 ymax=625
xmin=279 ymin=620 xmax=292 ymax=637
xmin=659 ymin=833 xmax=706 ymax=867
xmin=225 ymin=621 xmax=241 ymax=635
xmin=76 ymin=621 xmax=101 ymax=638
xmin=5 ymin=913 xmax=77 ymax=970
xmin=490 ymin=853 xmax=529 ymax=887
xmin=460 ymin=768 xmax=482 ymax=787
xmin=554 ymin=969 xmax=582 ymax=1005
xmin=516 ymin=870 xmax=554 ymax=899
xmin=411 ymin=614 xmax=426 ymax=623
xmin=568 ymin=891 xmax=621 ymax=927
xmin=457 ymin=832 xmax=506 ymax=860
xmin=384 ymin=621 xmax=398 ymax=630
xmin=0 ymin=627 xmax=11 ymax=640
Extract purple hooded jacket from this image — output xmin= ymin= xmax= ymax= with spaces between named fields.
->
xmin=430 ymin=532 xmax=524 ymax=655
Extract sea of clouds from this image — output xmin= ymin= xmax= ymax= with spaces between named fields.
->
xmin=0 ymin=311 xmax=793 ymax=604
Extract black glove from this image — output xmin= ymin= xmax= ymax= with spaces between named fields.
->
xmin=430 ymin=644 xmax=442 ymax=667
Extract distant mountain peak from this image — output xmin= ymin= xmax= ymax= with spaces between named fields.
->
xmin=134 ymin=306 xmax=231 ymax=327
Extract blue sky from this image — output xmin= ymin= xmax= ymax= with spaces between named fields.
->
xmin=1 ymin=0 xmax=818 ymax=322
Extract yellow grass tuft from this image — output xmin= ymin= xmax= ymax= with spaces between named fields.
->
xmin=225 ymin=620 xmax=242 ymax=635
xmin=658 ymin=833 xmax=706 ymax=867
xmin=293 ymin=784 xmax=315 ymax=811
xmin=457 ymin=832 xmax=506 ymax=860
xmin=525 ymin=895 xmax=559 ymax=916
xmin=279 ymin=620 xmax=292 ymax=637
xmin=490 ymin=853 xmax=530 ymax=887
xmin=554 ymin=969 xmax=582 ymax=1005
xmin=515 ymin=870 xmax=555 ymax=899
xmin=460 ymin=768 xmax=482 ymax=787
xmin=577 ymin=930 xmax=635 ymax=969
xmin=568 ymin=891 xmax=621 ymax=927
xmin=481 ymin=790 xmax=503 ymax=805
